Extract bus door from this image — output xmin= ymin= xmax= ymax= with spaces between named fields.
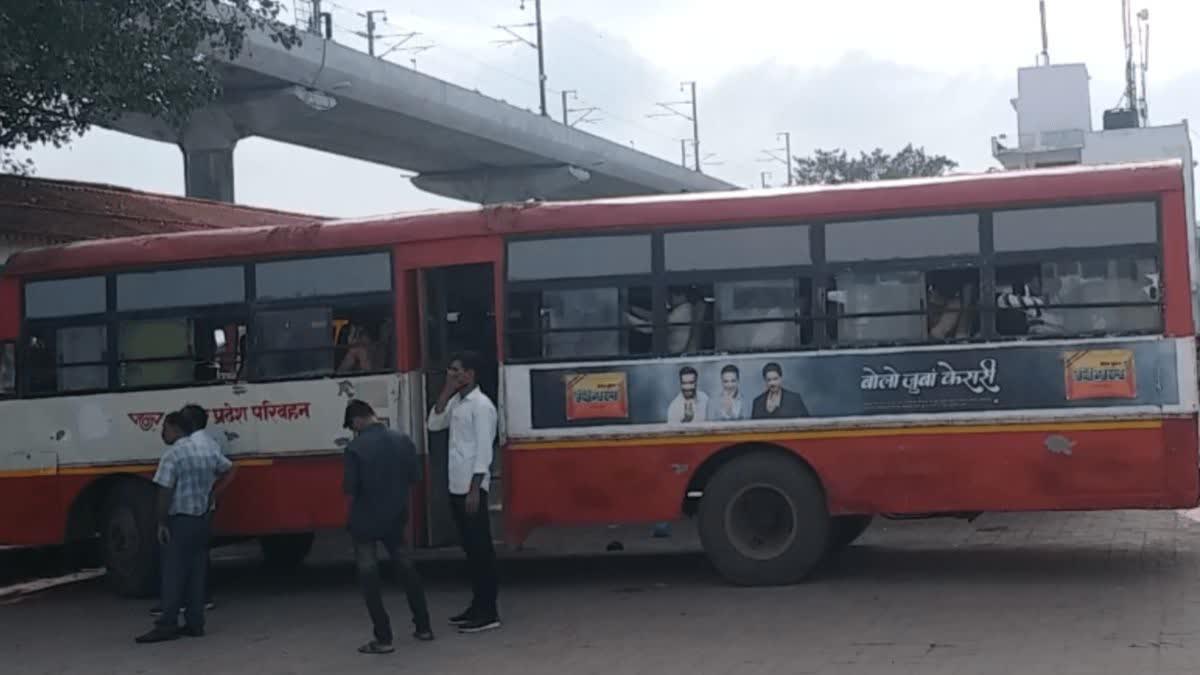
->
xmin=419 ymin=263 xmax=499 ymax=547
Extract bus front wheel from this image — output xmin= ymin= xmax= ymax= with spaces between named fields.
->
xmin=259 ymin=532 xmax=315 ymax=571
xmin=100 ymin=480 xmax=159 ymax=598
xmin=697 ymin=451 xmax=829 ymax=586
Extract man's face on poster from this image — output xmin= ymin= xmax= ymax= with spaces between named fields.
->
xmin=680 ymin=371 xmax=698 ymax=399
xmin=765 ymin=369 xmax=783 ymax=395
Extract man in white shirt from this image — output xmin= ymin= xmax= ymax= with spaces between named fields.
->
xmin=427 ymin=351 xmax=500 ymax=634
xmin=666 ymin=366 xmax=708 ymax=424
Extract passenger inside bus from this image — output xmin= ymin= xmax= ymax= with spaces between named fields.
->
xmin=626 ymin=286 xmax=705 ymax=354
xmin=995 ymin=265 xmax=1063 ymax=336
xmin=337 ymin=324 xmax=378 ymax=374
xmin=926 ymin=275 xmax=978 ymax=340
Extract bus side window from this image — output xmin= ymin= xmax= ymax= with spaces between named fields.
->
xmin=25 ymin=324 xmax=109 ymax=394
xmin=992 ymin=203 xmax=1160 ymax=337
xmin=196 ymin=320 xmax=248 ymax=383
xmin=711 ymin=278 xmax=811 ymax=352
xmin=251 ymin=304 xmax=393 ymax=380
xmin=0 ymin=342 xmax=14 ymax=397
xmin=250 ymin=252 xmax=394 ymax=381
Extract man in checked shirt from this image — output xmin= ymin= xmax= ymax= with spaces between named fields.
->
xmin=136 ymin=411 xmax=233 ymax=643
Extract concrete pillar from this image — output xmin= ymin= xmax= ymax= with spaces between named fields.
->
xmin=178 ymin=107 xmax=242 ymax=203
xmin=182 ymin=144 xmax=236 ymax=202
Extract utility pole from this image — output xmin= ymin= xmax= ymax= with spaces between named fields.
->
xmin=758 ymin=131 xmax=793 ymax=185
xmin=1038 ymin=0 xmax=1050 ymax=65
xmin=760 ymin=171 xmax=772 ymax=188
xmin=649 ymin=81 xmax=701 ymax=172
xmin=778 ymin=132 xmax=793 ymax=185
xmin=364 ymin=10 xmax=386 ymax=57
xmin=309 ymin=0 xmax=323 ymax=35
xmin=534 ymin=0 xmax=547 ymax=117
xmin=687 ymin=81 xmax=699 ymax=171
xmin=560 ymin=90 xmax=599 ymax=127
xmin=680 ymin=139 xmax=688 ymax=168
xmin=495 ymin=1 xmax=549 ymax=116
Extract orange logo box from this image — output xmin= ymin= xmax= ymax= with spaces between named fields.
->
xmin=1063 ymin=349 xmax=1136 ymax=401
xmin=565 ymin=372 xmax=629 ymax=421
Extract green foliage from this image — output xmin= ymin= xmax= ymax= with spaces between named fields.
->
xmin=0 ymin=0 xmax=300 ymax=172
xmin=791 ymin=144 xmax=958 ymax=185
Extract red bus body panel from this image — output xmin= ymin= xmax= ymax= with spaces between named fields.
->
xmin=0 ymin=162 xmax=1196 ymax=550
xmin=503 ymin=417 xmax=1200 ymax=542
xmin=0 ymin=276 xmax=19 ymax=340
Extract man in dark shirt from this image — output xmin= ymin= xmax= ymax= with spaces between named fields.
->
xmin=751 ymin=362 xmax=810 ymax=419
xmin=343 ymin=399 xmax=432 ymax=654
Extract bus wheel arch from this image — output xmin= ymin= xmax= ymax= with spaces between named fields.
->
xmin=682 ymin=442 xmax=822 ymax=515
xmin=91 ymin=475 xmax=160 ymax=598
xmin=687 ymin=444 xmax=831 ymax=586
xmin=63 ymin=474 xmax=135 ymax=569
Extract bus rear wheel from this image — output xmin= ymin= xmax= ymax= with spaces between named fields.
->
xmin=100 ymin=480 xmax=159 ymax=598
xmin=697 ymin=452 xmax=829 ymax=586
xmin=260 ymin=532 xmax=315 ymax=571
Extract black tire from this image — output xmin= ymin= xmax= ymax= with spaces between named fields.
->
xmin=827 ymin=515 xmax=873 ymax=554
xmin=100 ymin=480 xmax=159 ymax=598
xmin=697 ymin=451 xmax=829 ymax=586
xmin=259 ymin=532 xmax=315 ymax=571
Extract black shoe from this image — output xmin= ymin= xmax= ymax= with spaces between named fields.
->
xmin=135 ymin=627 xmax=180 ymax=644
xmin=149 ymin=606 xmax=163 ymax=618
xmin=204 ymin=600 xmax=216 ymax=611
xmin=448 ymin=608 xmax=475 ymax=625
xmin=457 ymin=616 xmax=501 ymax=634
xmin=178 ymin=626 xmax=205 ymax=638
xmin=413 ymin=629 xmax=435 ymax=642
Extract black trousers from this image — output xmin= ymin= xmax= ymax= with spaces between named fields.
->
xmin=450 ymin=490 xmax=499 ymax=618
xmin=157 ymin=514 xmax=210 ymax=631
xmin=354 ymin=526 xmax=431 ymax=644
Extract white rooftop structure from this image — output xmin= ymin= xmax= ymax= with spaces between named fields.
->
xmin=991 ymin=62 xmax=1197 ymax=328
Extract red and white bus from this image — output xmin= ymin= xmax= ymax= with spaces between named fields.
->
xmin=0 ymin=160 xmax=1195 ymax=593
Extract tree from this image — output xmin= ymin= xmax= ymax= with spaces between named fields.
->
xmin=1 ymin=1 xmax=300 ymax=173
xmin=791 ymin=144 xmax=958 ymax=186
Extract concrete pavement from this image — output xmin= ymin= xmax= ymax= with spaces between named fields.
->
xmin=6 ymin=510 xmax=1200 ymax=674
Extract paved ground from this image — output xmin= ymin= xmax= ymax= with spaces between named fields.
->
xmin=7 ymin=510 xmax=1200 ymax=674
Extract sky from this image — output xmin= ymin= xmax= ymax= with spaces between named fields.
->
xmin=19 ymin=0 xmax=1200 ymax=217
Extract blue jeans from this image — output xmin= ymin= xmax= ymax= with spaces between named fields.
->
xmin=157 ymin=514 xmax=210 ymax=631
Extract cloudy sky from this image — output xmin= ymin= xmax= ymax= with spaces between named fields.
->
xmin=22 ymin=0 xmax=1200 ymax=217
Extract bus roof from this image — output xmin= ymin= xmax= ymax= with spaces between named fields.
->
xmin=3 ymin=159 xmax=1185 ymax=279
